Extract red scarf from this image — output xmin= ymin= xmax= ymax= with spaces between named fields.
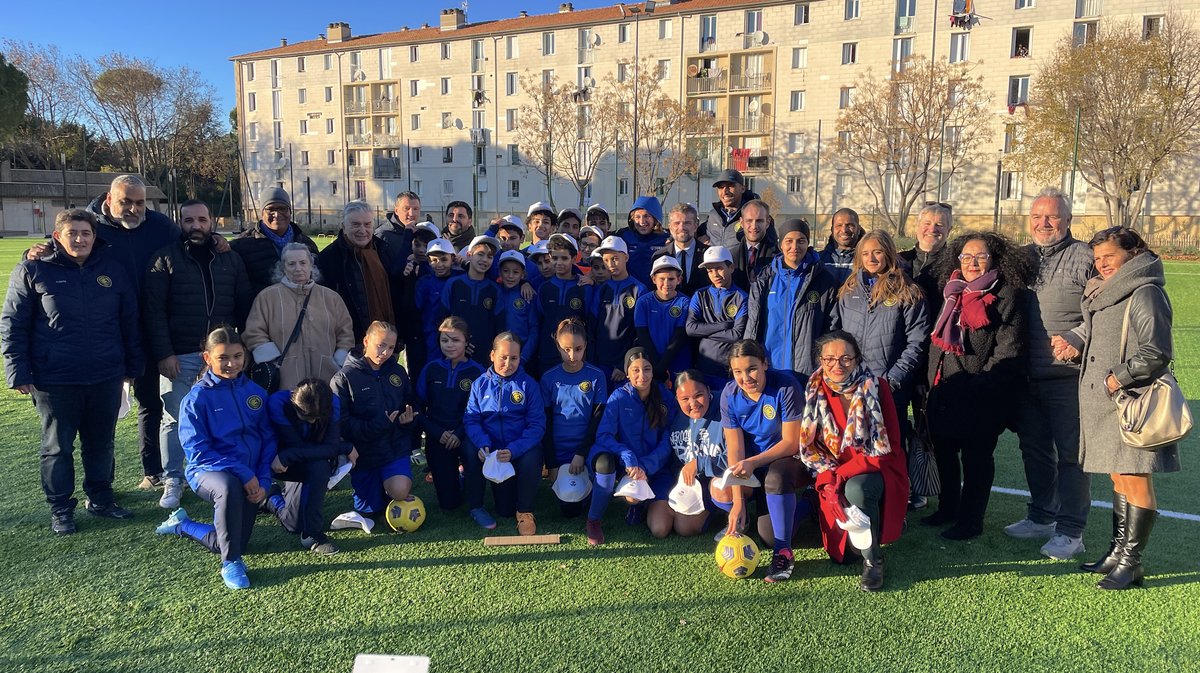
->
xmin=930 ymin=269 xmax=998 ymax=355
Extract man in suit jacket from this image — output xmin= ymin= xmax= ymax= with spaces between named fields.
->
xmin=726 ymin=199 xmax=778 ymax=291
xmin=653 ymin=202 xmax=710 ymax=296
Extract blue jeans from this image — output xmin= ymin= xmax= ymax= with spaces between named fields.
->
xmin=1015 ymin=376 xmax=1090 ymax=537
xmin=30 ymin=377 xmax=123 ymax=514
xmin=158 ymin=353 xmax=204 ymax=480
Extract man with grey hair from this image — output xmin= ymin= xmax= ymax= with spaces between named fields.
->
xmin=1005 ymin=187 xmax=1094 ymax=560
xmin=317 ymin=201 xmax=401 ymax=341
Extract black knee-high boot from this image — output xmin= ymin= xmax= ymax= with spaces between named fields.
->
xmin=1081 ymin=491 xmax=1127 ymax=574
xmin=1097 ymin=504 xmax=1156 ymax=590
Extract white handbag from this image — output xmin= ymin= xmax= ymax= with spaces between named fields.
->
xmin=1113 ymin=288 xmax=1193 ymax=450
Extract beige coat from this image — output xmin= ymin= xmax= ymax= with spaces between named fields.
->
xmin=244 ymin=281 xmax=355 ymax=390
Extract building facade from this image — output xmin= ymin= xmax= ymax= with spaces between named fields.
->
xmin=232 ymin=0 xmax=1199 ymax=240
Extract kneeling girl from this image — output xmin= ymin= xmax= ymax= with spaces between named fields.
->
xmin=669 ymin=370 xmax=732 ymax=536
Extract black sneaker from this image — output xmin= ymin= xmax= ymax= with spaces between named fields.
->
xmin=764 ymin=549 xmax=795 ymax=583
xmin=301 ymin=534 xmax=339 ymax=556
xmin=51 ymin=510 xmax=76 ymax=535
xmin=84 ymin=500 xmax=134 ymax=520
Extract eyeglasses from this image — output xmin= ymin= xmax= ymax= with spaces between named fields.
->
xmin=925 ymin=200 xmax=953 ymax=212
xmin=819 ymin=355 xmax=858 ymax=367
xmin=958 ymin=253 xmax=991 ymax=264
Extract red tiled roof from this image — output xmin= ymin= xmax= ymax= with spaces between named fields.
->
xmin=230 ymin=0 xmax=793 ymax=60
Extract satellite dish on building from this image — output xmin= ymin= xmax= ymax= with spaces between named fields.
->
xmin=748 ymin=99 xmax=760 ymax=112
xmin=454 ymin=118 xmax=464 ymax=129
xmin=752 ymin=30 xmax=766 ymax=45
xmin=687 ymin=63 xmax=700 ymax=77
xmin=591 ymin=32 xmax=601 ymax=46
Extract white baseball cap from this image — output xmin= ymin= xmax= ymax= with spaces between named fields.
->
xmin=467 ymin=235 xmax=501 ymax=253
xmin=712 ymin=466 xmax=761 ymax=491
xmin=579 ymin=225 xmax=605 ymax=242
xmin=551 ymin=468 xmax=592 ymax=503
xmin=425 ymin=238 xmax=456 ymax=256
xmin=526 ymin=201 xmax=555 ymax=218
xmin=558 ymin=207 xmax=583 ymax=222
xmin=526 ymin=241 xmax=550 ymax=258
xmin=701 ymin=245 xmax=734 ymax=267
xmin=651 ymin=255 xmax=683 ymax=275
xmin=586 ymin=203 xmax=609 ymax=216
xmin=549 ymin=232 xmax=579 ymax=254
xmin=595 ymin=235 xmax=629 ymax=256
xmin=498 ymin=250 xmax=526 ymax=268
xmin=614 ymin=476 xmax=655 ymax=502
xmin=414 ymin=222 xmax=440 ymax=240
xmin=482 ymin=451 xmax=516 ymax=484
xmin=498 ymin=215 xmax=525 ymax=234
xmin=668 ymin=474 xmax=705 ymax=516
xmin=837 ymin=504 xmax=874 ymax=551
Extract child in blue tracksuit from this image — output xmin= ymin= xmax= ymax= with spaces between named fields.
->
xmin=263 ymin=379 xmax=351 ymax=556
xmin=540 ymin=317 xmax=607 ymax=517
xmin=585 ymin=347 xmax=678 ymax=546
xmin=441 ymin=236 xmax=502 ymax=366
xmin=589 ymin=237 xmax=646 ymax=386
xmin=496 ymin=251 xmax=539 ymax=369
xmin=668 ymin=370 xmax=733 ymax=537
xmin=634 ymin=256 xmax=692 ymax=382
xmin=536 ymin=234 xmax=588 ymax=373
xmin=618 ymin=195 xmax=670 ymax=285
xmin=416 ymin=316 xmax=486 ymax=511
xmin=155 ymin=327 xmax=276 ymax=591
xmin=415 ymin=239 xmax=463 ymax=360
xmin=329 ymin=321 xmax=420 ymax=529
xmin=462 ymin=332 xmax=546 ymax=535
xmin=685 ymin=246 xmax=748 ymax=392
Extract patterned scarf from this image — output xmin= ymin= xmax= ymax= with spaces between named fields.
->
xmin=798 ymin=365 xmax=891 ymax=473
xmin=930 ymin=268 xmax=999 ymax=355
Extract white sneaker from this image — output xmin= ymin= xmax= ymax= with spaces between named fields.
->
xmin=327 ymin=456 xmax=353 ymax=490
xmin=159 ymin=478 xmax=183 ymax=509
xmin=1003 ymin=518 xmax=1056 ymax=539
xmin=1040 ymin=533 xmax=1085 ymax=560
xmin=330 ymin=511 xmax=374 ymax=533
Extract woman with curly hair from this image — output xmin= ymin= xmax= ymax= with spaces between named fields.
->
xmin=921 ymin=232 xmax=1034 ymax=540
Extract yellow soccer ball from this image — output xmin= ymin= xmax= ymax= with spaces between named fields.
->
xmin=714 ymin=533 xmax=760 ymax=579
xmin=385 ymin=495 xmax=426 ymax=532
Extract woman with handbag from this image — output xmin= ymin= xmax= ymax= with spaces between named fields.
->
xmin=244 ymin=242 xmax=355 ymax=391
xmin=921 ymin=232 xmax=1033 ymax=540
xmin=1077 ymin=227 xmax=1181 ymax=590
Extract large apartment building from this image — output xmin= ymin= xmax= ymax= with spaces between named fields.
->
xmin=232 ymin=0 xmax=1197 ymax=237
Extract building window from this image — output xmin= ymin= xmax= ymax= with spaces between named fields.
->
xmin=788 ymin=133 xmax=802 ymax=153
xmin=325 ymin=87 xmax=333 ymax=102
xmin=272 ymin=90 xmax=281 ymax=119
xmin=247 ymin=92 xmax=256 ymax=112
xmin=893 ymin=37 xmax=913 ymax=72
xmin=299 ymin=119 xmax=308 ymax=134
xmin=789 ymin=90 xmax=805 ymax=111
xmin=506 ymin=72 xmax=518 ymax=96
xmin=441 ymin=112 xmax=452 ymax=128
xmin=1076 ymin=0 xmax=1101 ymax=19
xmin=1144 ymin=15 xmax=1164 ymax=40
xmin=791 ymin=47 xmax=808 ymax=69
xmin=839 ymin=86 xmax=856 ymax=109
xmin=618 ymin=178 xmax=629 ymax=196
xmin=659 ymin=19 xmax=672 ymax=40
xmin=297 ymin=56 xmax=305 ymax=73
xmin=1003 ymin=123 xmax=1024 ymax=153
xmin=787 ymin=175 xmax=802 ymax=193
xmin=542 ymin=69 xmax=555 ymax=91
xmin=442 ymin=147 xmax=453 ymax=163
xmin=245 ymin=62 xmax=255 ymax=81
xmin=1008 ymin=75 xmax=1030 ymax=106
xmin=842 ymin=43 xmax=858 ymax=65
xmin=248 ymin=122 xmax=258 ymax=141
xmin=949 ymin=33 xmax=970 ymax=63
xmin=327 ymin=150 xmax=336 ymax=165
xmin=355 ymin=181 xmax=367 ymax=200
xmin=298 ymin=88 xmax=307 ymax=104
xmin=543 ymin=32 xmax=556 ymax=55
xmin=837 ymin=130 xmax=852 ymax=151
xmin=619 ymin=23 xmax=630 ymax=43
xmin=331 ymin=180 xmax=338 ymax=195
xmin=249 ymin=152 xmax=258 ymax=170
xmin=835 ymin=172 xmax=850 ymax=196
xmin=411 ymin=146 xmax=423 ymax=163
xmin=1016 ymin=0 xmax=1034 ymax=7
xmin=410 ymin=80 xmax=419 ymax=98
xmin=326 ymin=118 xmax=335 ymax=134
xmin=1073 ymin=21 xmax=1098 ymax=47
xmin=407 ymin=45 xmax=417 ymax=63
xmin=505 ymin=108 xmax=518 ymax=132
xmin=1012 ymin=27 xmax=1032 ymax=57
xmin=508 ymin=144 xmax=520 ymax=165
xmin=1001 ymin=171 xmax=1023 ymax=200
xmin=657 ymin=59 xmax=670 ymax=81
xmin=411 ymin=114 xmax=420 ymax=130
xmin=700 ymin=15 xmax=717 ymax=51
xmin=349 ymin=51 xmax=362 ymax=79
xmin=506 ymin=35 xmax=519 ymax=59
xmin=441 ymin=77 xmax=451 ymax=95
xmin=441 ymin=43 xmax=451 ymax=60
xmin=796 ymin=3 xmax=811 ymax=25
xmin=845 ymin=0 xmax=860 ymax=20
xmin=509 ymin=180 xmax=520 ymax=199
xmin=617 ymin=63 xmax=630 ymax=83
xmin=323 ymin=54 xmax=332 ymax=70
xmin=300 ymin=151 xmax=309 ymax=166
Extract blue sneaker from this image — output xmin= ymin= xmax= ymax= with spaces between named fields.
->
xmin=221 ymin=559 xmax=250 ymax=590
xmin=268 ymin=495 xmax=286 ymax=514
xmin=469 ymin=507 xmax=497 ymax=530
xmin=155 ymin=508 xmax=190 ymax=536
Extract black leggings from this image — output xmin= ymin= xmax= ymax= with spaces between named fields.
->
xmin=933 ymin=433 xmax=999 ymax=530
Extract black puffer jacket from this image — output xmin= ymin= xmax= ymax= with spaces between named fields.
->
xmin=142 ymin=236 xmax=253 ymax=361
xmin=229 ymin=222 xmax=318 ymax=297
xmin=86 ymin=192 xmax=180 ymax=290
xmin=926 ymin=279 xmax=1028 ymax=440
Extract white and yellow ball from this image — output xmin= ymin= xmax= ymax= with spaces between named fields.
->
xmin=714 ymin=533 xmax=760 ymax=579
xmin=385 ymin=495 xmax=426 ymax=532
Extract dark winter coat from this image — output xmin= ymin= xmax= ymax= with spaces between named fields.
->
xmin=818 ymin=244 xmax=856 ymax=286
xmin=315 ymin=233 xmax=399 ymax=342
xmin=1023 ymin=235 xmax=1093 ymax=381
xmin=330 ymin=353 xmax=418 ymax=470
xmin=743 ymin=255 xmax=839 ymax=380
xmin=703 ymin=189 xmax=760 ymax=248
xmin=229 ymin=222 xmax=318 ymax=297
xmin=142 ymin=236 xmax=252 ymax=362
xmin=86 ymin=192 xmax=180 ymax=291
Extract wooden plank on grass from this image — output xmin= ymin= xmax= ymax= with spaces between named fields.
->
xmin=482 ymin=534 xmax=562 ymax=547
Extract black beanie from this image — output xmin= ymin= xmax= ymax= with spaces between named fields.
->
xmin=777 ymin=218 xmax=810 ymax=240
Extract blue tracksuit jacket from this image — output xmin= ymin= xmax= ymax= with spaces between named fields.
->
xmin=330 ymin=353 xmax=418 ymax=470
xmin=179 ymin=371 xmax=277 ymax=493
xmin=463 ymin=366 xmax=546 ymax=458
xmin=591 ymin=382 xmax=677 ymax=475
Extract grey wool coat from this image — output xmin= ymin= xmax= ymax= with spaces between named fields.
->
xmin=1078 ymin=252 xmax=1181 ymax=474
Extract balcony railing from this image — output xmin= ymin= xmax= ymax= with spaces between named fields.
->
xmin=373 ymin=165 xmax=403 ymax=179
xmin=578 ymin=48 xmax=595 ymax=65
xmin=729 ymin=72 xmax=771 ymax=91
xmin=344 ymin=101 xmax=370 ymax=115
xmin=727 ymin=114 xmax=772 ymax=134
xmin=896 ymin=15 xmax=916 ymax=34
xmin=687 ymin=76 xmax=727 ymax=95
xmin=371 ymin=99 xmax=398 ymax=113
xmin=349 ymin=166 xmax=370 ymax=178
xmin=730 ymin=149 xmax=769 ymax=173
xmin=699 ymin=36 xmax=717 ymax=53
xmin=743 ymin=34 xmax=766 ymax=49
xmin=347 ymin=133 xmax=404 ymax=147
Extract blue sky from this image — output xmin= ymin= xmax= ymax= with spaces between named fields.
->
xmin=1 ymin=0 xmax=609 ymax=122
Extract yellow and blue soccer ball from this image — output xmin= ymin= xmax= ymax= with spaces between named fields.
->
xmin=714 ymin=533 xmax=760 ymax=579
xmin=385 ymin=495 xmax=426 ymax=532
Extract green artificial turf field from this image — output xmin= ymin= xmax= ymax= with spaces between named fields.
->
xmin=0 ymin=237 xmax=1196 ymax=673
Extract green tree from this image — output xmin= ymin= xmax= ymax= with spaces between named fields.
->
xmin=0 ymin=52 xmax=31 ymax=140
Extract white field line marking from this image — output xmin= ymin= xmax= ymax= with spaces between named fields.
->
xmin=991 ymin=486 xmax=1200 ymax=522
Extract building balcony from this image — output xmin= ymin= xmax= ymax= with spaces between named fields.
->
xmin=349 ymin=166 xmax=370 ymax=178
xmin=345 ymin=101 xmax=370 ymax=115
xmin=730 ymin=149 xmax=769 ymax=174
xmin=687 ymin=76 xmax=727 ymax=95
xmin=896 ymin=15 xmax=917 ymax=34
xmin=347 ymin=133 xmax=404 ymax=147
xmin=743 ymin=33 xmax=767 ymax=50
xmin=373 ymin=166 xmax=403 ymax=179
xmin=699 ymin=36 xmax=717 ymax=53
xmin=371 ymin=99 xmax=399 ymax=113
xmin=729 ymin=72 xmax=772 ymax=92
xmin=727 ymin=114 xmax=772 ymax=134
xmin=578 ymin=48 xmax=595 ymax=65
